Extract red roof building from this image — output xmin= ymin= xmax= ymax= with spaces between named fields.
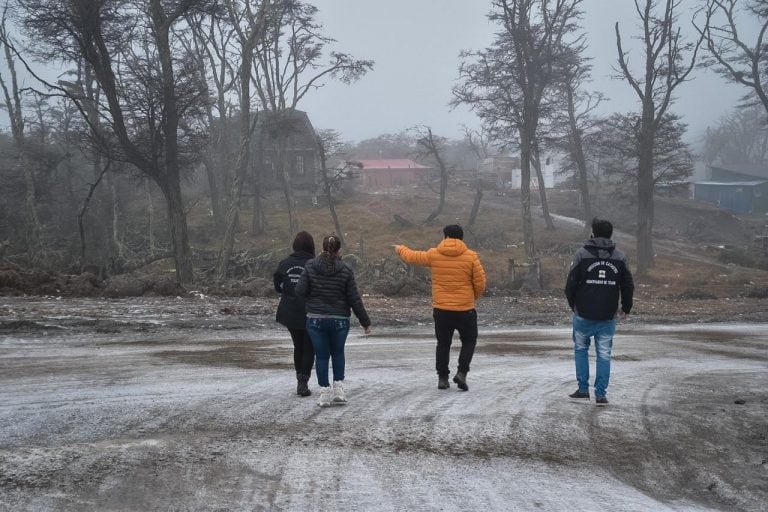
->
xmin=355 ymin=159 xmax=431 ymax=189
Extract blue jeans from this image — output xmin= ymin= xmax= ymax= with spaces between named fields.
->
xmin=572 ymin=314 xmax=616 ymax=398
xmin=306 ymin=317 xmax=350 ymax=387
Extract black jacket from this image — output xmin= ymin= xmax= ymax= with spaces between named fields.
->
xmin=273 ymin=251 xmax=314 ymax=329
xmin=565 ymin=237 xmax=634 ymax=321
xmin=295 ymin=253 xmax=371 ymax=328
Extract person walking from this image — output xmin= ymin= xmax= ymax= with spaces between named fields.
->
xmin=273 ymin=231 xmax=316 ymax=397
xmin=565 ymin=218 xmax=634 ymax=406
xmin=395 ymin=224 xmax=486 ymax=391
xmin=296 ymin=234 xmax=371 ymax=407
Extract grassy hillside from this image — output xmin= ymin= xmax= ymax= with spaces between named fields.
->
xmin=194 ymin=183 xmax=768 ymax=297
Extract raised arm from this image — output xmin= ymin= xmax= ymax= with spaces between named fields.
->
xmin=395 ymin=245 xmax=432 ymax=266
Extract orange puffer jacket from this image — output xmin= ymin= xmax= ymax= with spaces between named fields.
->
xmin=396 ymin=238 xmax=486 ymax=311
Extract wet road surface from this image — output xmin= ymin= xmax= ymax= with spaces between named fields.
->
xmin=0 ymin=298 xmax=766 ymax=511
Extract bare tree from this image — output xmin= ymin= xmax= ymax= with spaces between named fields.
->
xmin=552 ymin=42 xmax=604 ymax=232
xmin=529 ymin=139 xmax=555 ymax=230
xmin=703 ymin=105 xmax=768 ymax=165
xmin=696 ymin=1 xmax=768 ymax=115
xmin=214 ymin=0 xmax=272 ymax=281
xmin=464 ymin=127 xmax=491 ymax=228
xmin=317 ymin=129 xmax=357 ymax=248
xmin=615 ymin=0 xmax=702 ymax=274
xmin=595 ymin=112 xmax=695 ymax=190
xmin=415 ymin=126 xmax=450 ymax=224
xmin=455 ymin=0 xmax=583 ymax=259
xmin=183 ymin=12 xmax=239 ymax=232
xmin=251 ymin=0 xmax=372 ymax=236
xmin=0 ymin=8 xmax=42 ymax=264
xmin=77 ymin=159 xmax=111 ymax=269
xmin=16 ymin=0 xmax=213 ymax=284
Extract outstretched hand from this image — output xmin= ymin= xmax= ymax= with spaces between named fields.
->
xmin=363 ymin=326 xmax=372 ymax=336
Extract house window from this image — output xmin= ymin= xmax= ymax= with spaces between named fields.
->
xmin=264 ymin=156 xmax=274 ymax=178
xmin=296 ymin=155 xmax=305 ymax=176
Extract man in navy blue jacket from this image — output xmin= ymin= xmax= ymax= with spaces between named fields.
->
xmin=565 ymin=218 xmax=634 ymax=405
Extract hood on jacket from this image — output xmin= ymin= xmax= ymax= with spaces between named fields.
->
xmin=316 ymin=252 xmax=345 ymax=276
xmin=290 ymin=250 xmax=314 ymax=260
xmin=585 ymin=237 xmax=615 ymax=259
xmin=437 ymin=238 xmax=469 ymax=257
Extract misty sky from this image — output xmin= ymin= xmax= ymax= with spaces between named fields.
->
xmin=0 ymin=0 xmax=758 ymax=149
xmin=302 ymin=0 xmax=756 ymax=146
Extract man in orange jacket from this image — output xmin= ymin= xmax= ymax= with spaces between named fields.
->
xmin=395 ymin=224 xmax=486 ymax=391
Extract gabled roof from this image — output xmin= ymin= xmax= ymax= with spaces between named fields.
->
xmin=709 ymin=163 xmax=768 ymax=180
xmin=253 ymin=108 xmax=319 ymax=147
xmin=695 ymin=180 xmax=768 ymax=186
xmin=357 ymin=159 xmax=430 ymax=170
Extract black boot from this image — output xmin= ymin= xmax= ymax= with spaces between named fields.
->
xmin=438 ymin=375 xmax=450 ymax=389
xmin=297 ymin=374 xmax=311 ymax=397
xmin=453 ymin=371 xmax=468 ymax=391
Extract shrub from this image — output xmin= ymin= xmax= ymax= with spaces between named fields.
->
xmin=745 ymin=287 xmax=768 ymax=299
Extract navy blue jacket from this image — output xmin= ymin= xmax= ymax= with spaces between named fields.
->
xmin=273 ymin=251 xmax=314 ymax=329
xmin=565 ymin=238 xmax=634 ymax=321
xmin=295 ymin=253 xmax=370 ymax=328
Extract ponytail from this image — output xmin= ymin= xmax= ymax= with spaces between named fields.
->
xmin=322 ymin=234 xmax=341 ymax=256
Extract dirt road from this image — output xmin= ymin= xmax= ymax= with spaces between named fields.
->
xmin=0 ymin=297 xmax=766 ymax=511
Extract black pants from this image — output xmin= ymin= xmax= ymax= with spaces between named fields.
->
xmin=288 ymin=328 xmax=315 ymax=377
xmin=433 ymin=308 xmax=478 ymax=376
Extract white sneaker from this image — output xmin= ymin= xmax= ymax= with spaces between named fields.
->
xmin=317 ymin=386 xmax=332 ymax=407
xmin=332 ymin=381 xmax=347 ymax=404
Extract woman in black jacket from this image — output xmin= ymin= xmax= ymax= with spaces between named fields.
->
xmin=296 ymin=234 xmax=371 ymax=407
xmin=273 ymin=231 xmax=316 ymax=397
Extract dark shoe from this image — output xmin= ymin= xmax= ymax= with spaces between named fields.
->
xmin=595 ymin=396 xmax=608 ymax=406
xmin=569 ymin=389 xmax=590 ymax=399
xmin=452 ymin=371 xmax=468 ymax=391
xmin=437 ymin=375 xmax=450 ymax=390
xmin=297 ymin=374 xmax=311 ymax=397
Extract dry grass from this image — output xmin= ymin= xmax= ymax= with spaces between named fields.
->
xmin=186 ymin=183 xmax=768 ymax=296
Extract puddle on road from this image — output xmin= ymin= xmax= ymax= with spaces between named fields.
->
xmin=479 ymin=332 xmax=569 ymax=355
xmin=612 ymin=355 xmax=641 ymax=361
xmin=481 ymin=343 xmax=567 ymax=355
xmin=154 ymin=346 xmax=292 ymax=370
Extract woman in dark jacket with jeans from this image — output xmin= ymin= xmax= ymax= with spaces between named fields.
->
xmin=296 ymin=234 xmax=371 ymax=407
xmin=274 ymin=231 xmax=316 ymax=397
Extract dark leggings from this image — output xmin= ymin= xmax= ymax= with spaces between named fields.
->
xmin=288 ymin=328 xmax=315 ymax=376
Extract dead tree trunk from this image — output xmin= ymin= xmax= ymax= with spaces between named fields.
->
xmin=519 ymin=128 xmax=536 ymax=259
xmin=468 ymin=179 xmax=483 ymax=227
xmin=419 ymin=127 xmax=449 ymax=224
xmin=216 ymin=31 xmax=259 ymax=281
xmin=78 ymin=161 xmax=111 ymax=271
xmin=278 ymin=136 xmax=299 ymax=236
xmin=318 ymin=142 xmax=345 ymax=247
xmin=564 ymin=74 xmax=593 ymax=234
xmin=531 ymin=141 xmax=555 ymax=230
xmin=251 ymin=172 xmax=265 ymax=235
xmin=0 ymin=32 xmax=42 ymax=263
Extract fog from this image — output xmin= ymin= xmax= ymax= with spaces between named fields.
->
xmin=301 ymin=0 xmax=755 ymax=143
xmin=0 ymin=0 xmax=759 ymax=144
